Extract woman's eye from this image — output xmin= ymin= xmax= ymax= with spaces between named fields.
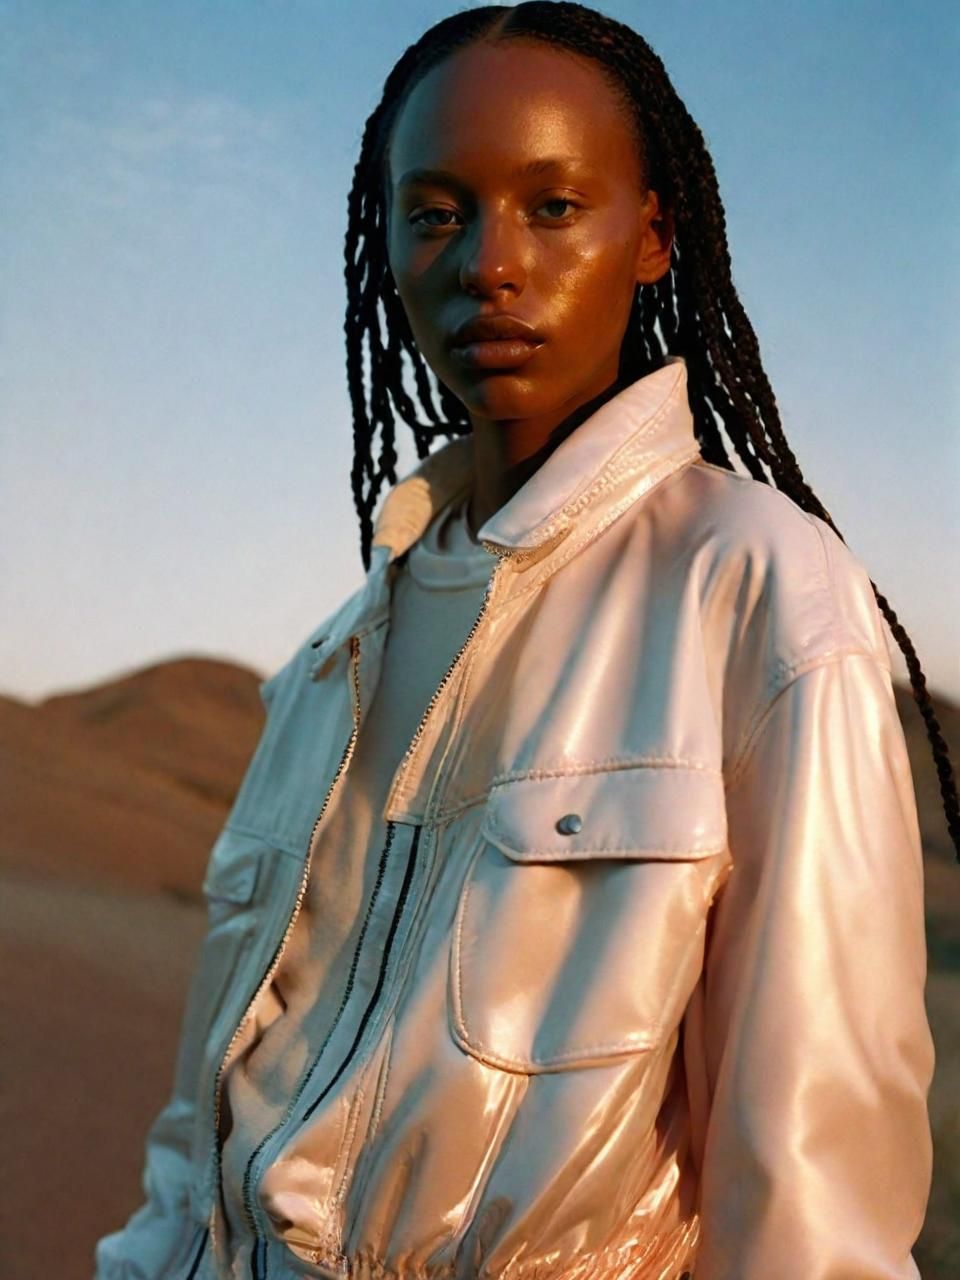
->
xmin=537 ymin=197 xmax=578 ymax=220
xmin=408 ymin=197 xmax=580 ymax=231
xmin=409 ymin=207 xmax=459 ymax=229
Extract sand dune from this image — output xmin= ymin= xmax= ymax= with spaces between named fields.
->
xmin=0 ymin=658 xmax=264 ymax=897
xmin=3 ymin=657 xmax=959 ymax=1277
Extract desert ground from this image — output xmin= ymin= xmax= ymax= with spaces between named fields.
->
xmin=2 ymin=657 xmax=958 ymax=1278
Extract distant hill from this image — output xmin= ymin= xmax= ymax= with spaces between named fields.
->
xmin=891 ymin=682 xmax=960 ymax=973
xmin=892 ymin=683 xmax=960 ymax=862
xmin=0 ymin=657 xmax=265 ymax=899
xmin=2 ymin=657 xmax=958 ymax=910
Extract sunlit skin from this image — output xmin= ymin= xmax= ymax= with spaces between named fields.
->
xmin=384 ymin=40 xmax=674 ymax=537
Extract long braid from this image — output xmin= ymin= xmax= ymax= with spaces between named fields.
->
xmin=341 ymin=1 xmax=960 ymax=860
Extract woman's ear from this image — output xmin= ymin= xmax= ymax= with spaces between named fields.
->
xmin=635 ymin=189 xmax=674 ymax=285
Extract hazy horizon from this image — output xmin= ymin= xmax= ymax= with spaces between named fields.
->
xmin=3 ymin=0 xmax=958 ymax=703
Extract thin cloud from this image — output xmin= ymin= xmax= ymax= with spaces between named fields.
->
xmin=31 ymin=91 xmax=295 ymax=214
xmin=97 ymin=94 xmax=280 ymax=158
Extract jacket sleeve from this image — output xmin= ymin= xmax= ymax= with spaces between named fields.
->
xmin=91 ymin=848 xmax=248 ymax=1279
xmin=92 ymin=922 xmax=214 ymax=1278
xmin=92 ymin=1095 xmax=205 ymax=1279
xmin=691 ymin=653 xmax=935 ymax=1279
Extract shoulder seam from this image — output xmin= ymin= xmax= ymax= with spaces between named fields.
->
xmin=725 ymin=649 xmax=891 ymax=791
xmin=806 ymin=514 xmax=890 ymax=670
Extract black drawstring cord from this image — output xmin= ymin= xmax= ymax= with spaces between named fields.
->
xmin=250 ymin=1235 xmax=266 ymax=1277
xmin=184 ymin=1224 xmax=208 ymax=1279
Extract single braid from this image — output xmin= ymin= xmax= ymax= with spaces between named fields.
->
xmin=340 ymin=1 xmax=960 ymax=860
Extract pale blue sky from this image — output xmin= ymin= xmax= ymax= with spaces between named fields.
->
xmin=2 ymin=0 xmax=958 ymax=701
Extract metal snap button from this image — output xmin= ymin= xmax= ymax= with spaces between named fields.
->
xmin=555 ymin=812 xmax=582 ymax=835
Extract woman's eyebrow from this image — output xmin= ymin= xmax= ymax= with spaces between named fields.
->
xmin=396 ymin=156 xmax=589 ymax=190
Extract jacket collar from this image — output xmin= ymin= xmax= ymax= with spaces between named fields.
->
xmin=310 ymin=357 xmax=699 ymax=675
xmin=370 ymin=355 xmax=698 ymax=563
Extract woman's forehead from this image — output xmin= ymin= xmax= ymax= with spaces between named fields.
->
xmin=387 ymin=41 xmax=639 ymax=189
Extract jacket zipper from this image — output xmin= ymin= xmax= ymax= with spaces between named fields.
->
xmin=216 ymin=551 xmax=506 ymax=1258
xmin=206 ymin=632 xmax=364 ymax=1259
xmin=299 ymin=553 xmax=507 ymax=1148
xmin=241 ymin=555 xmax=506 ymax=1241
xmin=388 ymin=550 xmax=504 ymax=822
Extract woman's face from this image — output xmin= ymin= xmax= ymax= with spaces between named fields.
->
xmin=384 ymin=39 xmax=672 ymax=429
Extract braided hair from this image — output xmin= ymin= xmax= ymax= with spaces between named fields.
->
xmin=341 ymin=0 xmax=960 ymax=861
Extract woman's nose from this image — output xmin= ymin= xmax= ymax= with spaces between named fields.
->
xmin=458 ymin=214 xmax=528 ymax=297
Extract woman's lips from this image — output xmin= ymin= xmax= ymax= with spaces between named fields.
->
xmin=451 ymin=338 xmax=544 ymax=370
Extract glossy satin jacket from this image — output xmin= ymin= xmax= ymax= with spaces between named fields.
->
xmin=94 ymin=357 xmax=935 ymax=1280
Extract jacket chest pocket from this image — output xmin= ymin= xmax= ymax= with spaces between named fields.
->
xmin=178 ymin=828 xmax=302 ymax=1100
xmin=449 ymin=766 xmax=730 ymax=1073
xmin=197 ymin=829 xmax=271 ymax=1029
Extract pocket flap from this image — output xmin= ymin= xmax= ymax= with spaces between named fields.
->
xmin=481 ymin=766 xmax=727 ymax=863
xmin=202 ymin=828 xmax=269 ymax=904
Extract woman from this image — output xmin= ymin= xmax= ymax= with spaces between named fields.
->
xmin=95 ymin=4 xmax=957 ymax=1278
